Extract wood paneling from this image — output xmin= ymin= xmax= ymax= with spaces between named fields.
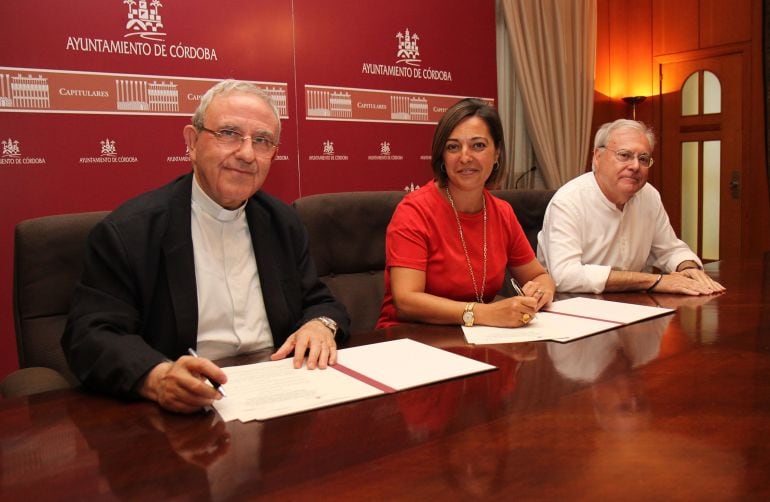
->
xmin=746 ymin=0 xmax=770 ymax=256
xmin=652 ymin=0 xmax=699 ymax=56
xmin=700 ymin=0 xmax=751 ymax=47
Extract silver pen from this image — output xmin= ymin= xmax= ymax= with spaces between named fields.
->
xmin=511 ymin=278 xmax=536 ymax=324
xmin=510 ymin=277 xmax=525 ymax=296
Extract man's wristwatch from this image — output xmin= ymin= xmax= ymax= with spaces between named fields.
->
xmin=312 ymin=316 xmax=338 ymax=337
xmin=462 ymin=302 xmax=476 ymax=327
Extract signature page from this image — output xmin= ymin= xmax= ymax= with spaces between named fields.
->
xmin=214 ymin=338 xmax=495 ymax=422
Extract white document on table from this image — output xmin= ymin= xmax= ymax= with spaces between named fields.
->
xmin=213 ymin=338 xmax=495 ymax=422
xmin=463 ymin=297 xmax=674 ymax=345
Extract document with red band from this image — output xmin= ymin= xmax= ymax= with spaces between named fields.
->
xmin=213 ymin=338 xmax=495 ymax=422
xmin=462 ymin=297 xmax=674 ymax=345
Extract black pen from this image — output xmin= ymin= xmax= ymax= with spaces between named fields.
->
xmin=188 ymin=348 xmax=227 ymax=397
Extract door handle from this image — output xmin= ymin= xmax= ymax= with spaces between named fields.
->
xmin=729 ymin=170 xmax=741 ymax=199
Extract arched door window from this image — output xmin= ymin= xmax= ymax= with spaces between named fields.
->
xmin=680 ymin=70 xmax=722 ymax=260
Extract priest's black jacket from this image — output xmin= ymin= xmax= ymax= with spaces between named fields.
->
xmin=62 ymin=173 xmax=350 ymax=398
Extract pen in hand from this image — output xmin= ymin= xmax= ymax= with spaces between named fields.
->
xmin=510 ymin=278 xmax=525 ymax=297
xmin=511 ymin=278 xmax=536 ymax=324
xmin=187 ymin=348 xmax=227 ymax=398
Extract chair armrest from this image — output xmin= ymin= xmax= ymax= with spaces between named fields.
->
xmin=0 ymin=367 xmax=72 ymax=398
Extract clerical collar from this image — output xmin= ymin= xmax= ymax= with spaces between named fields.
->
xmin=191 ymin=175 xmax=246 ymax=221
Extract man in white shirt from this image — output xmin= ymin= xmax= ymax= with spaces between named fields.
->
xmin=63 ymin=80 xmax=350 ymax=413
xmin=537 ymin=119 xmax=724 ymax=295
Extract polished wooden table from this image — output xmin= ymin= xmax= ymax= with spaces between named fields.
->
xmin=1 ymin=259 xmax=769 ymax=500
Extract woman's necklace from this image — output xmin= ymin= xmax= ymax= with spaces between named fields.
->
xmin=445 ymin=186 xmax=487 ymax=303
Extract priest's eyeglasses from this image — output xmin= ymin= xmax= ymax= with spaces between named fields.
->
xmin=600 ymin=147 xmax=654 ymax=168
xmin=199 ymin=127 xmax=278 ymax=157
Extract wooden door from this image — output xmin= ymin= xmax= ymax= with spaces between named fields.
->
xmin=657 ymin=50 xmax=745 ymax=262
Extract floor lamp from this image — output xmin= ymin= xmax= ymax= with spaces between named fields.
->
xmin=622 ymin=95 xmax=646 ymax=120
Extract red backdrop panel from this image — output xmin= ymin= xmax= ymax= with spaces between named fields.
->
xmin=0 ymin=0 xmax=496 ymax=378
xmin=293 ymin=0 xmax=497 ymax=194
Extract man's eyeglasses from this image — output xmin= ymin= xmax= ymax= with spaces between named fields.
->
xmin=600 ymin=146 xmax=654 ymax=168
xmin=199 ymin=127 xmax=278 ymax=157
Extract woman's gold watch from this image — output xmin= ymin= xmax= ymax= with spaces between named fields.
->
xmin=462 ymin=302 xmax=476 ymax=327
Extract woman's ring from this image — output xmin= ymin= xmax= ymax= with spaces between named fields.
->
xmin=522 ymin=313 xmax=532 ymax=324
